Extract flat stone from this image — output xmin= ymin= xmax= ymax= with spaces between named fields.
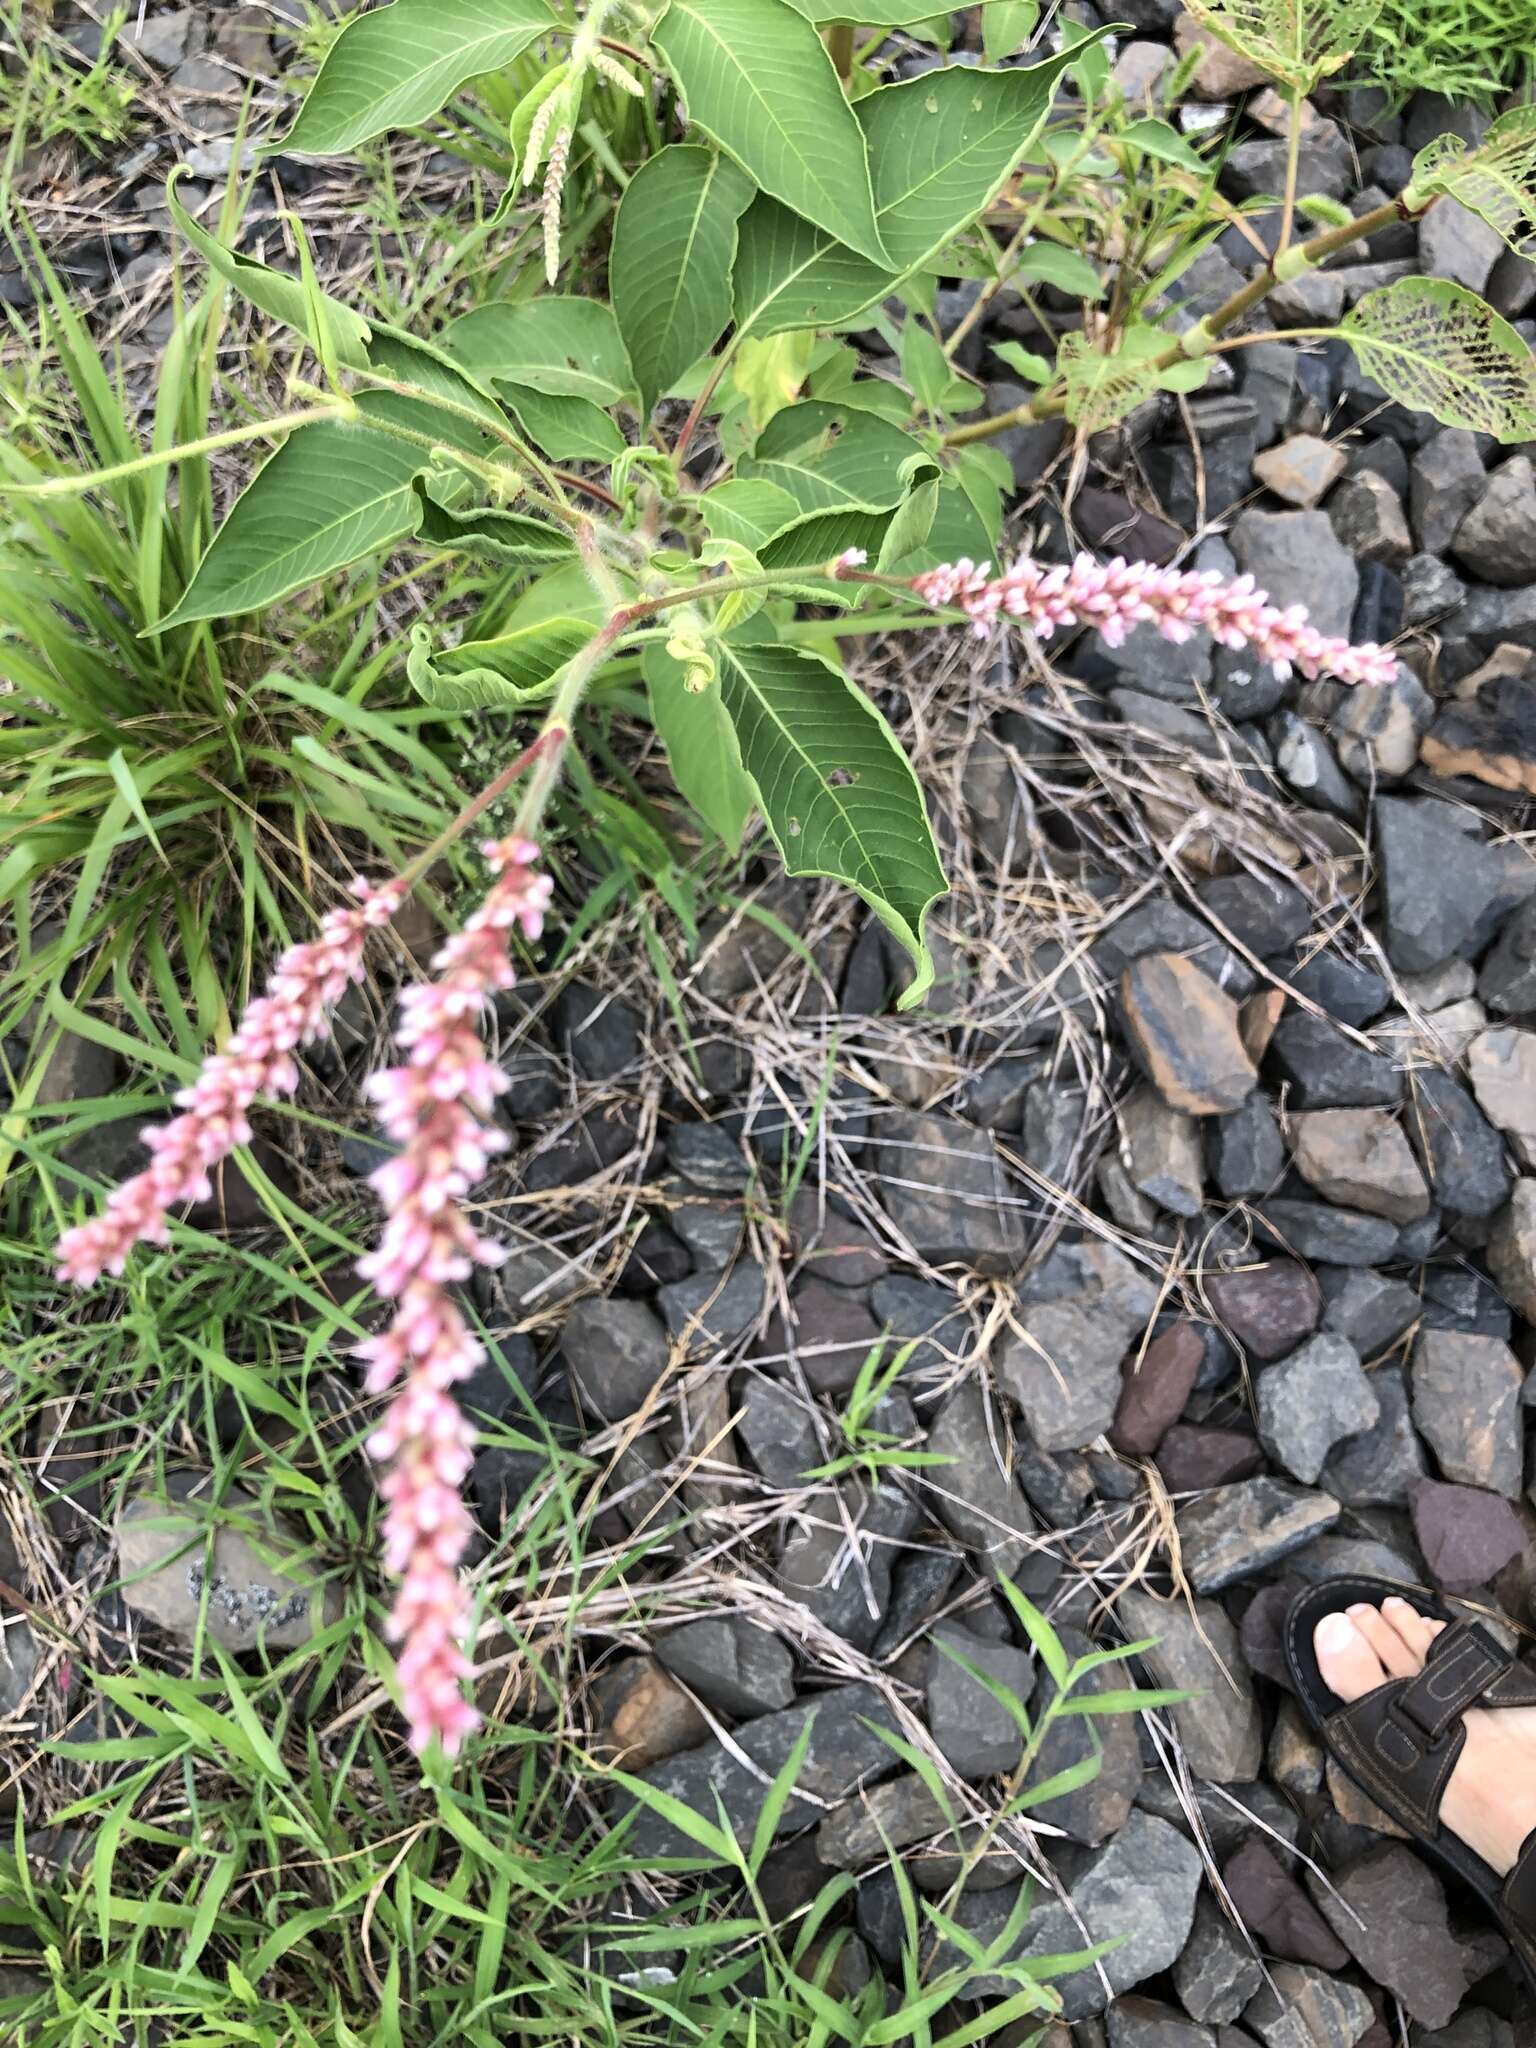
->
xmin=1479 ymin=894 xmax=1536 ymax=1017
xmin=1173 ymin=1896 xmax=1264 ymax=2026
xmin=1155 ymin=1424 xmax=1264 ymax=1492
xmin=1288 ymin=1108 xmax=1430 ymax=1221
xmin=1410 ymin=1328 xmax=1525 ymax=1498
xmin=1244 ymin=1962 xmax=1375 ymax=2048
xmin=1287 ymin=952 xmax=1391 ymax=1028
xmin=1108 ymin=1998 xmax=1219 ymax=2048
xmin=1206 ymin=1262 xmax=1321 ymax=1361
xmin=779 ymin=1479 xmax=917 ymax=1649
xmin=1207 ymin=1092 xmax=1286 ymax=1198
xmin=615 ymin=1682 xmax=900 ymax=1861
xmin=562 ymin=1296 xmax=671 ymax=1420
xmin=1421 ymin=1263 xmax=1512 ymax=1339
xmin=1269 ymin=1694 xmax=1325 ymax=1802
xmin=1411 ymin=1478 xmax=1525 ymax=1591
xmin=1318 ymin=1268 xmax=1421 ymax=1357
xmin=1112 ymin=1322 xmax=1203 ymax=1456
xmin=872 ymin=1112 xmax=1028 ymax=1273
xmin=667 ymin=1189 xmax=743 ymax=1271
xmin=869 ymin=1274 xmax=969 ymax=1371
xmin=1454 ymin=455 xmax=1536 ymax=586
xmin=657 ymin=1264 xmax=766 ymax=1352
xmin=1254 ymin=434 xmax=1347 ymax=507
xmin=116 ymin=1478 xmax=338 ymax=1650
xmin=738 ymin=1377 xmax=823 ymax=1486
xmin=1424 ymin=675 xmax=1536 ymax=798
xmin=1175 ymin=12 xmax=1269 ymax=94
xmin=552 ymin=981 xmax=642 ymax=1079
xmin=1309 ymin=1841 xmax=1469 ymax=2029
xmin=1177 ymin=1478 xmax=1340 ymax=1592
xmin=817 ymin=1773 xmax=976 ymax=1871
xmin=1021 ymin=1082 xmax=1096 ymax=1189
xmin=1257 ymin=1336 xmax=1379 ymax=1485
xmin=655 ymin=1617 xmax=796 ymax=1719
xmin=998 ymin=1239 xmax=1159 ymax=1451
xmin=666 ymin=1121 xmax=750 ymax=1194
xmin=925 ymin=1381 xmax=1047 ymax=1587
xmin=1120 ymin=1086 xmax=1203 ymax=1216
xmin=1196 ymin=873 xmax=1311 ymax=956
xmin=1268 ymin=1012 xmax=1403 ymax=1109
xmin=1253 ymin=1198 xmax=1400 ymax=1267
xmin=1025 ymin=1622 xmax=1142 ymax=1845
xmin=762 ymin=1279 xmax=882 ymax=1397
xmin=1138 ymin=1772 xmax=1301 ymax=1859
xmin=1319 ymin=1365 xmax=1428 ymax=1506
xmin=1271 ymin=712 xmax=1362 ymax=821
xmin=1376 ymin=797 xmax=1533 ymax=974
xmin=1411 ymin=428 xmax=1487 ymax=554
xmin=1223 ymin=1838 xmax=1348 ymax=1968
xmin=1120 ymin=954 xmax=1257 ymax=1115
xmin=1328 ymin=470 xmax=1411 ymax=565
xmin=926 ymin=1624 xmax=1035 ymax=1779
xmin=1120 ymin=1588 xmax=1263 ymax=1781
xmin=1229 ymin=509 xmax=1359 ymax=639
xmin=1488 ymin=1180 xmax=1536 ymax=1319
xmin=591 ymin=1655 xmax=710 ymax=1770
xmin=1408 ymin=1067 xmax=1512 ymax=1222
xmin=1092 ymin=898 xmax=1256 ymax=999
xmin=1467 ymin=1027 xmax=1536 ymax=1167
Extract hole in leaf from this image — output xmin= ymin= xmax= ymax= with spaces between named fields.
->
xmin=828 ymin=768 xmax=857 ymax=787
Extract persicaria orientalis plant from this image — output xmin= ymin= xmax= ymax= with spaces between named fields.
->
xmin=25 ymin=0 xmax=1536 ymax=1754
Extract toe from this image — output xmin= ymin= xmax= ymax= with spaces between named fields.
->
xmin=1349 ymin=1602 xmax=1421 ymax=1678
xmin=1381 ymin=1596 xmax=1438 ymax=1664
xmin=1315 ymin=1610 xmax=1390 ymax=1701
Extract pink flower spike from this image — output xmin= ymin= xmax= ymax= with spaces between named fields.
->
xmin=55 ymin=878 xmax=406 ymax=1286
xmin=910 ymin=551 xmax=1399 ymax=689
xmin=357 ymin=837 xmax=550 ymax=1758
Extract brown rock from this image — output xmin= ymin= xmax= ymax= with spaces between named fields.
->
xmin=1174 ymin=9 xmax=1270 ymax=94
xmin=1288 ymin=1107 xmax=1431 ymax=1222
xmin=1309 ymin=1841 xmax=1469 ymax=2029
xmin=1422 ymin=678 xmax=1536 ymax=796
xmin=1223 ymin=1838 xmax=1349 ymax=1968
xmin=1467 ymin=1027 xmax=1536 ymax=1167
xmin=1488 ymin=1179 xmax=1536 ymax=1318
xmin=1268 ymin=1695 xmax=1324 ymax=1801
xmin=591 ymin=1655 xmax=709 ymax=1770
xmin=1112 ymin=1322 xmax=1204 ymax=1457
xmin=1120 ymin=952 xmax=1258 ymax=1115
xmin=1253 ymin=435 xmax=1347 ymax=508
xmin=1206 ymin=1261 xmax=1321 ymax=1360
xmin=1156 ymin=1424 xmax=1264 ymax=1493
xmin=1325 ymin=1753 xmax=1408 ymax=1838
xmin=1411 ymin=1478 xmax=1525 ymax=1590
xmin=1240 ymin=988 xmax=1286 ymax=1065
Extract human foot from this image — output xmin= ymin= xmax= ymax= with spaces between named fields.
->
xmin=1314 ymin=1597 xmax=1536 ymax=1876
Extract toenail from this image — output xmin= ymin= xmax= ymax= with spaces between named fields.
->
xmin=1383 ymin=1596 xmax=1409 ymax=1610
xmin=1346 ymin=1603 xmax=1372 ymax=1618
xmin=1317 ymin=1614 xmax=1355 ymax=1651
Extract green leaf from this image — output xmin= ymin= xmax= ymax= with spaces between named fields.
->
xmin=700 ymin=477 xmax=804 ymax=547
xmin=732 ymin=50 xmax=1092 ymax=338
xmin=790 ymin=0 xmax=1025 ymax=16
xmin=1341 ymin=276 xmax=1536 ymax=442
xmin=877 ymin=471 xmax=941 ymax=568
xmin=652 ymin=0 xmax=889 ymax=266
xmin=497 ymin=384 xmax=625 ymax=462
xmin=991 ymin=340 xmax=1053 ymax=384
xmin=612 ymin=145 xmax=756 ymax=416
xmin=1057 ymin=327 xmax=1172 ymax=432
xmin=644 ymin=644 xmax=758 ymax=855
xmin=984 ymin=0 xmax=1040 ymax=57
xmin=440 ymin=297 xmax=635 ymax=407
xmin=1179 ymin=0 xmax=1384 ymax=90
xmin=1117 ymin=117 xmax=1210 ymax=173
xmin=167 ymin=171 xmax=371 ymax=369
xmin=714 ymin=637 xmax=947 ymax=1004
xmin=1406 ymin=104 xmax=1536 ymax=260
xmin=759 ymin=501 xmax=895 ymax=570
xmin=900 ymin=321 xmax=979 ymax=414
xmin=1013 ymin=241 xmax=1104 ymax=298
xmin=407 ymin=616 xmax=592 ymax=713
xmin=410 ymin=483 xmax=576 ymax=563
xmin=160 ymin=421 xmax=423 ymax=625
xmin=733 ymin=330 xmax=819 ymax=433
xmin=282 ymin=0 xmax=557 ymax=154
xmin=741 ymin=398 xmax=929 ymax=512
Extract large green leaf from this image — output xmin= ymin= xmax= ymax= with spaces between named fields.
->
xmin=440 ymin=298 xmax=635 ymax=408
xmin=715 ymin=637 xmax=946 ymax=1005
xmin=652 ymin=0 xmax=889 ymax=267
xmin=739 ymin=400 xmax=929 ymax=513
xmin=283 ymin=0 xmax=556 ymax=154
xmin=1341 ymin=278 xmax=1536 ymax=443
xmin=411 ymin=483 xmax=576 ymax=563
xmin=407 ymin=616 xmax=592 ymax=713
xmin=732 ymin=52 xmax=1091 ymax=336
xmin=788 ymin=0 xmax=1023 ymax=16
xmin=643 ymin=645 xmax=758 ymax=855
xmin=1406 ymin=105 xmax=1536 ymax=261
xmin=611 ymin=146 xmax=756 ymax=416
xmin=160 ymin=422 xmax=425 ymax=625
xmin=699 ymin=477 xmax=805 ymax=548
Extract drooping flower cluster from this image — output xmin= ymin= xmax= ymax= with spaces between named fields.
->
xmin=55 ymin=878 xmax=404 ymax=1286
xmin=912 ymin=553 xmax=1400 ymax=688
xmin=356 ymin=836 xmax=553 ymax=1756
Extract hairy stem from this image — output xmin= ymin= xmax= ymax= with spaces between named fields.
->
xmin=0 ymin=404 xmax=344 ymax=497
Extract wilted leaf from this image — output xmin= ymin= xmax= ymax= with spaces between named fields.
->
xmin=1341 ymin=276 xmax=1536 ymax=442
xmin=643 ymin=644 xmax=758 ymax=855
xmin=1180 ymin=0 xmax=1384 ymax=88
xmin=1056 ymin=329 xmax=1163 ymax=433
xmin=1407 ymin=104 xmax=1536 ymax=260
xmin=407 ymin=617 xmax=593 ymax=712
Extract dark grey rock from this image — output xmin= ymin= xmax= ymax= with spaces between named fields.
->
xmin=925 ymin=1381 xmax=1050 ymax=1590
xmin=1410 ymin=1327 xmax=1526 ymax=1498
xmin=1224 ymin=123 xmax=1353 ymax=202
xmin=1174 ymin=1898 xmax=1264 ymax=2027
xmin=1207 ymin=1092 xmax=1286 ymax=1199
xmin=1410 ymin=427 xmax=1487 ymax=554
xmin=869 ymin=1548 xmax=960 ymax=1658
xmin=1267 ymin=1012 xmax=1403 ymax=1108
xmin=1240 ymin=340 xmax=1300 ymax=447
xmin=562 ymin=1297 xmax=670 ymax=1421
xmin=1025 ymin=1622 xmax=1142 ymax=1845
xmin=1195 ymin=875 xmax=1310 ymax=956
xmin=998 ymin=1238 xmax=1159 ymax=1450
xmin=869 ymin=1275 xmax=968 ymax=1372
xmin=788 ymin=1188 xmax=889 ymax=1289
xmin=666 ymin=1185 xmax=743 ymax=1272
xmin=1408 ymin=1067 xmax=1511 ymax=1222
xmin=1120 ymin=1087 xmax=1203 ymax=1217
xmin=1137 ymin=1774 xmax=1301 ymax=1858
xmin=1317 ymin=1268 xmax=1420 ymax=1358
xmin=1376 ymin=797 xmax=1532 ymax=974
xmin=1108 ymin=1998 xmax=1219 ymax=2048
xmin=1317 ymin=1364 xmax=1427 ymax=1509
xmin=1328 ymin=469 xmax=1411 ymax=565
xmin=667 ymin=1122 xmax=749 ymax=1194
xmin=817 ymin=1772 xmax=954 ymax=1869
xmin=957 ymin=1054 xmax=1039 ymax=1131
xmin=763 ymin=1279 xmax=883 ymax=1397
xmin=1270 ymin=713 xmax=1362 ymax=820
xmin=1453 ymin=454 xmax=1536 ymax=585
xmin=1420 ymin=1263 xmax=1512 ymax=1339
xmin=1253 ymin=1197 xmax=1400 ymax=1266
xmin=872 ymin=1111 xmax=1028 ymax=1273
xmin=1144 ymin=397 xmax=1260 ymax=523
xmin=1021 ymin=1083 xmax=1095 ymax=1190
xmin=1402 ymin=551 xmax=1467 ymax=627
xmin=1242 ymin=1963 xmax=1374 ymax=2048
xmin=1286 ymin=952 xmax=1390 ymax=1027
xmin=1223 ymin=1837 xmax=1348 ymax=1969
xmin=1177 ymin=1478 xmax=1341 ymax=1592
xmin=779 ymin=1480 xmax=918 ymax=1648
xmin=657 ymin=1265 xmax=766 ymax=1350
xmin=1479 ymin=894 xmax=1536 ymax=1018
xmin=926 ymin=1624 xmax=1035 ymax=1778
xmin=1091 ymin=899 xmax=1255 ymax=999
xmin=553 ymin=981 xmax=642 ymax=1079
xmin=737 ymin=1376 xmax=822 ymax=1485
xmin=1120 ymin=1589 xmax=1263 ymax=1782
xmin=1309 ymin=1841 xmax=1468 ymax=2029
xmin=1228 ymin=510 xmax=1359 ymax=639
xmin=656 ymin=1616 xmax=796 ymax=1719
xmin=615 ymin=1682 xmax=900 ymax=1860
xmin=1257 ymin=1336 xmax=1379 ymax=1485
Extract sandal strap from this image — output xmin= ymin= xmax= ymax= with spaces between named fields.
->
xmin=1396 ymin=1620 xmax=1513 ymax=1743
xmin=1504 ymin=1826 xmax=1536 ymax=1948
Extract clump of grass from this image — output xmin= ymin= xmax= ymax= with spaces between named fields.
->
xmin=0 ymin=4 xmax=137 ymax=164
xmin=1358 ymin=0 xmax=1536 ymax=106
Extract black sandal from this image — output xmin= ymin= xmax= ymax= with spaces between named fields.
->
xmin=1286 ymin=1575 xmax=1536 ymax=1997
